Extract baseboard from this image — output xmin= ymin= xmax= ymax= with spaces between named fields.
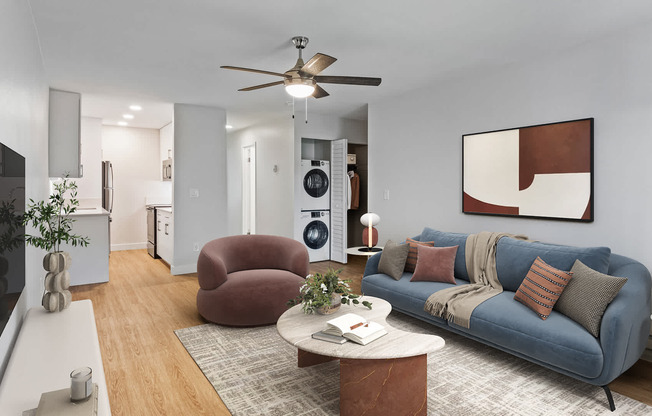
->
xmin=641 ymin=347 xmax=652 ymax=363
xmin=171 ymin=263 xmax=197 ymax=275
xmin=111 ymin=242 xmax=147 ymax=251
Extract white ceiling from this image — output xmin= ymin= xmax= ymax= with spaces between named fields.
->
xmin=29 ymin=0 xmax=652 ymax=130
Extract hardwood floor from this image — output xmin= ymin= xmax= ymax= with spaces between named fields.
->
xmin=71 ymin=249 xmax=652 ymax=415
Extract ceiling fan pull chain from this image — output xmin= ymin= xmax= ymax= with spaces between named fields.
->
xmin=305 ymin=97 xmax=308 ymax=124
xmin=292 ymin=97 xmax=295 ymax=119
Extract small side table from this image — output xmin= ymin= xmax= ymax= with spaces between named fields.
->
xmin=346 ymin=246 xmax=383 ymax=257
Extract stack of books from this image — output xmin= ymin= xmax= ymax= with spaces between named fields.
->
xmin=312 ymin=313 xmax=387 ymax=345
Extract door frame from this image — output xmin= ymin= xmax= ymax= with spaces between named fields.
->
xmin=242 ymin=143 xmax=256 ymax=235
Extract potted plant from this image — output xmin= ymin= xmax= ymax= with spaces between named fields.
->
xmin=22 ymin=177 xmax=89 ymax=312
xmin=288 ymin=268 xmax=372 ymax=314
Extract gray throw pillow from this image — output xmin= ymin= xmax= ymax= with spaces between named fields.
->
xmin=378 ymin=240 xmax=410 ymax=280
xmin=554 ymin=259 xmax=627 ymax=337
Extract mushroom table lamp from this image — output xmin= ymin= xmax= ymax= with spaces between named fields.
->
xmin=359 ymin=212 xmax=382 ymax=252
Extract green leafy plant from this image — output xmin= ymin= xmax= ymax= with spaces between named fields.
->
xmin=22 ymin=177 xmax=90 ymax=253
xmin=287 ymin=268 xmax=372 ymax=314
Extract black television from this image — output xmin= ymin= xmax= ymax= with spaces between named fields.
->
xmin=0 ymin=143 xmax=25 ymax=336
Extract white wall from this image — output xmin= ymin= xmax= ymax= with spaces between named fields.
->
xmin=75 ymin=117 xmax=103 ymax=206
xmin=0 ymin=0 xmax=50 ymax=378
xmin=227 ymin=117 xmax=294 ymax=237
xmin=369 ymin=23 xmax=652 ymax=270
xmin=172 ymin=104 xmax=227 ymax=274
xmin=101 ymin=126 xmax=161 ymax=251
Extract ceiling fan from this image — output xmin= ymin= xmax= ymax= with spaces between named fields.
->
xmin=221 ymin=36 xmax=382 ymax=99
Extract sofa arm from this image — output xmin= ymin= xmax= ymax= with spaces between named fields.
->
xmin=197 ymin=247 xmax=228 ymax=290
xmin=363 ymin=252 xmax=383 ymax=277
xmin=597 ymin=255 xmax=651 ymax=384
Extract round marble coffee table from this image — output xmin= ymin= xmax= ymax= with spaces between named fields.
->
xmin=277 ymin=296 xmax=444 ymax=416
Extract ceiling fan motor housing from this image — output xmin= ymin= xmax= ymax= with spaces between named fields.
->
xmin=291 ymin=36 xmax=309 ymax=49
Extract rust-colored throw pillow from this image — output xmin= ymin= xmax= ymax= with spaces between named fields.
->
xmin=514 ymin=257 xmax=572 ymax=320
xmin=404 ymin=238 xmax=434 ymax=273
xmin=410 ymin=245 xmax=458 ymax=284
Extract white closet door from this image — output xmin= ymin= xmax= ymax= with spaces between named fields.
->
xmin=330 ymin=138 xmax=348 ymax=263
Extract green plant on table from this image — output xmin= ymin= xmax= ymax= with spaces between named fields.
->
xmin=22 ymin=176 xmax=90 ymax=252
xmin=287 ymin=268 xmax=372 ymax=314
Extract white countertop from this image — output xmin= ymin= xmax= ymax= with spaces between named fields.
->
xmin=69 ymin=207 xmax=110 ymax=216
xmin=157 ymin=207 xmax=172 ymax=213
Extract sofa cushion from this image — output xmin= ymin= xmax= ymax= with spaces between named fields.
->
xmin=404 ymin=238 xmax=434 ymax=273
xmin=361 ymin=272 xmax=466 ymax=325
xmin=378 ymin=240 xmax=410 ymax=280
xmin=495 ymin=237 xmax=610 ymax=292
xmin=514 ymin=257 xmax=572 ymax=320
xmin=411 ymin=245 xmax=458 ymax=284
xmin=450 ymin=291 xmax=604 ymax=379
xmin=420 ymin=227 xmax=470 ymax=280
xmin=554 ymin=260 xmax=628 ymax=337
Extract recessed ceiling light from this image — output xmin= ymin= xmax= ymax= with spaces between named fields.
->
xmin=123 ymin=114 xmax=134 ymax=119
xmin=129 ymin=105 xmax=142 ymax=111
xmin=225 ymin=125 xmax=233 ymax=129
xmin=118 ymin=121 xmax=128 ymax=126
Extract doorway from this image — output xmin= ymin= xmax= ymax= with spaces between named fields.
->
xmin=242 ymin=143 xmax=256 ymax=235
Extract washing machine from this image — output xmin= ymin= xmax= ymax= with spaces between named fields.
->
xmin=299 ymin=210 xmax=330 ymax=262
xmin=301 ymin=159 xmax=330 ymax=211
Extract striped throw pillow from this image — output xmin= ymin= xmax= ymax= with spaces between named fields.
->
xmin=514 ymin=256 xmax=572 ymax=320
xmin=404 ymin=238 xmax=434 ymax=273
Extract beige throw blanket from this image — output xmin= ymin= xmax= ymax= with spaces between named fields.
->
xmin=424 ymin=231 xmax=527 ymax=328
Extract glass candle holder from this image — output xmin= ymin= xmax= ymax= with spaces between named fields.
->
xmin=70 ymin=367 xmax=93 ymax=402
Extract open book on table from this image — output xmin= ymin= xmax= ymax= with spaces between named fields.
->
xmin=320 ymin=313 xmax=387 ymax=345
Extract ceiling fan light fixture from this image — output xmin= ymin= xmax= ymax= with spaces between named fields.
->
xmin=284 ymin=78 xmax=315 ymax=98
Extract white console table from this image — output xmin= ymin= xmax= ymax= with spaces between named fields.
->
xmin=0 ymin=300 xmax=111 ymax=415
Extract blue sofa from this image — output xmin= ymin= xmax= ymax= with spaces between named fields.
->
xmin=361 ymin=227 xmax=652 ymax=411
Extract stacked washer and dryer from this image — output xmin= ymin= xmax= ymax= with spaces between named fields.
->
xmin=299 ymin=160 xmax=331 ymax=262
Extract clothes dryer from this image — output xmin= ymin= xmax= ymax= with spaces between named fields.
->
xmin=301 ymin=159 xmax=330 ymax=211
xmin=298 ymin=210 xmax=330 ymax=262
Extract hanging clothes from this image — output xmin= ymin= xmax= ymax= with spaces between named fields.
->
xmin=349 ymin=171 xmax=360 ymax=210
xmin=347 ymin=170 xmax=353 ymax=209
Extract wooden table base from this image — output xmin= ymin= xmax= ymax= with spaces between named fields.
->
xmin=298 ymin=349 xmax=428 ymax=416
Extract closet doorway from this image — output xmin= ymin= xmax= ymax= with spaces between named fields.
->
xmin=347 ymin=144 xmax=368 ymax=247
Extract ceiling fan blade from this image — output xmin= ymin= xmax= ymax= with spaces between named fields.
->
xmin=238 ymin=80 xmax=284 ymax=91
xmin=312 ymin=84 xmax=329 ymax=99
xmin=314 ymin=75 xmax=382 ymax=86
xmin=298 ymin=53 xmax=337 ymax=77
xmin=221 ymin=65 xmax=289 ymax=78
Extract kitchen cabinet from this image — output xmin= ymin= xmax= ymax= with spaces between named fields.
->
xmin=160 ymin=122 xmax=173 ymax=181
xmin=157 ymin=208 xmax=174 ymax=264
xmin=49 ymin=89 xmax=82 ymax=178
xmin=62 ymin=208 xmax=110 ymax=285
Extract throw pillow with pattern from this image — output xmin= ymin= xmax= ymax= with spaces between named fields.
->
xmin=514 ymin=256 xmax=572 ymax=320
xmin=404 ymin=237 xmax=434 ymax=273
xmin=554 ymin=260 xmax=627 ymax=336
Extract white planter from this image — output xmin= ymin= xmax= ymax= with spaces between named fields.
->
xmin=42 ymin=251 xmax=72 ymax=312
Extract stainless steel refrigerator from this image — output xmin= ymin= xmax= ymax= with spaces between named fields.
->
xmin=101 ymin=161 xmax=113 ymax=250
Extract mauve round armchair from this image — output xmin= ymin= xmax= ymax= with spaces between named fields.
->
xmin=196 ymin=234 xmax=309 ymax=326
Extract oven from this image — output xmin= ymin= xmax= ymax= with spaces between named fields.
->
xmin=146 ymin=206 xmax=156 ymax=258
xmin=146 ymin=204 xmax=171 ymax=258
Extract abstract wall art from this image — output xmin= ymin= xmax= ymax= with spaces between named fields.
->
xmin=462 ymin=118 xmax=593 ymax=221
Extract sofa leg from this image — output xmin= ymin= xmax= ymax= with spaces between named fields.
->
xmin=602 ymin=385 xmax=616 ymax=412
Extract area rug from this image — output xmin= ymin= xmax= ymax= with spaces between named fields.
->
xmin=175 ymin=311 xmax=651 ymax=415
